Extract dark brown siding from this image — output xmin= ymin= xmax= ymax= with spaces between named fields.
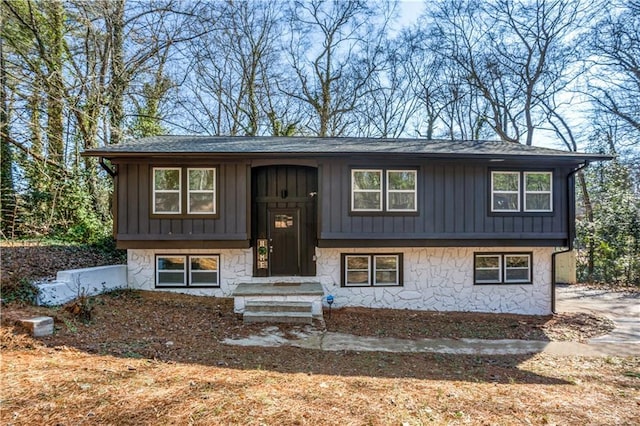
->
xmin=318 ymin=158 xmax=573 ymax=245
xmin=115 ymin=161 xmax=249 ymax=243
xmin=112 ymin=155 xmax=574 ymax=249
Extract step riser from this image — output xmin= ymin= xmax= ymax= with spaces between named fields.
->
xmin=245 ymin=305 xmax=312 ymax=313
xmin=243 ymin=314 xmax=313 ymax=325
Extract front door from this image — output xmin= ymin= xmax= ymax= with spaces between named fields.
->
xmin=268 ymin=208 xmax=300 ymax=276
xmin=252 ymin=165 xmax=317 ymax=277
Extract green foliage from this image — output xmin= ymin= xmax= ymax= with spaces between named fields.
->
xmin=13 ymin=164 xmax=111 ymax=244
xmin=1 ymin=278 xmax=39 ymax=304
xmin=576 ymin=160 xmax=640 ymax=286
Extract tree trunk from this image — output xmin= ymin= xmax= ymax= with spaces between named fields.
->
xmin=0 ymin=30 xmax=16 ymax=237
xmin=45 ymin=0 xmax=65 ymax=165
xmin=109 ymin=0 xmax=125 ymax=145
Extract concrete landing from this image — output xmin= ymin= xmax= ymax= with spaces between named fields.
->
xmin=233 ymin=281 xmax=324 ymax=297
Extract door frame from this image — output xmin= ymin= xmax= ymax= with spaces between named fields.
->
xmin=251 ymin=165 xmax=318 ymax=277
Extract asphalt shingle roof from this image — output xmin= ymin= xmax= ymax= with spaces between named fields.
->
xmin=82 ymin=136 xmax=612 ymax=161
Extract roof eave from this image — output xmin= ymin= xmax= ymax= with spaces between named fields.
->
xmin=81 ymin=149 xmax=615 ymax=163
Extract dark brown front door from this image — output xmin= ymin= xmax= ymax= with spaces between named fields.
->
xmin=268 ymin=208 xmax=300 ymax=275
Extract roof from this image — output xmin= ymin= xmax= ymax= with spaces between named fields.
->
xmin=82 ymin=136 xmax=613 ymax=162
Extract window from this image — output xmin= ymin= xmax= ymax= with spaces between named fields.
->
xmin=524 ymin=172 xmax=552 ymax=212
xmin=342 ymin=253 xmax=402 ymax=287
xmin=156 ymin=254 xmax=220 ymax=287
xmin=154 ymin=168 xmax=182 ymax=214
xmin=152 ymin=167 xmax=217 ymax=216
xmin=387 ymin=170 xmax=417 ymax=211
xmin=491 ymin=171 xmax=520 ymax=212
xmin=188 ymin=168 xmax=216 ymax=214
xmin=474 ymin=253 xmax=532 ymax=285
xmin=491 ymin=171 xmax=552 ymax=213
xmin=352 ymin=169 xmax=382 ymax=211
xmin=156 ymin=256 xmax=187 ymax=286
xmin=474 ymin=254 xmax=502 ymax=284
xmin=351 ymin=169 xmax=417 ymax=212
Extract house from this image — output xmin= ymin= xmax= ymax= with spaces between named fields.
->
xmin=83 ymin=136 xmax=611 ymax=316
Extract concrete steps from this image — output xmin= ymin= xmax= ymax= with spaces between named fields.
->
xmin=243 ymin=301 xmax=314 ymax=324
xmin=232 ymin=280 xmax=325 ymax=323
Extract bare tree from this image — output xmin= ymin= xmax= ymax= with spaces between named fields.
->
xmin=283 ymin=0 xmax=393 ymax=137
xmin=430 ymin=0 xmax=587 ymax=145
xmin=180 ymin=0 xmax=285 ymax=136
xmin=588 ymin=0 xmax=640 ymax=146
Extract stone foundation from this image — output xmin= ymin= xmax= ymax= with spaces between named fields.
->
xmin=128 ymin=248 xmax=253 ymax=296
xmin=315 ymin=247 xmax=553 ymax=315
xmin=127 ymin=246 xmax=553 ymax=315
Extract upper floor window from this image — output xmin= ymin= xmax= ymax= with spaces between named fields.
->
xmin=152 ymin=167 xmax=217 ymax=216
xmin=491 ymin=171 xmax=552 ymax=213
xmin=351 ymin=169 xmax=417 ymax=212
xmin=188 ymin=168 xmax=216 ymax=214
xmin=154 ymin=168 xmax=182 ymax=214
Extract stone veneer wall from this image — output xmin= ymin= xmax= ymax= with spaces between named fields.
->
xmin=128 ymin=248 xmax=253 ymax=297
xmin=128 ymin=246 xmax=553 ymax=315
xmin=315 ymin=247 xmax=553 ymax=315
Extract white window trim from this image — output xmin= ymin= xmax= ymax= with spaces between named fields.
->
xmin=189 ymin=255 xmax=220 ymax=286
xmin=156 ymin=255 xmax=187 ymax=286
xmin=474 ymin=253 xmax=532 ymax=285
xmin=491 ymin=171 xmax=520 ymax=212
xmin=351 ymin=169 xmax=383 ymax=212
xmin=504 ymin=254 xmax=532 ymax=283
xmin=386 ymin=170 xmax=417 ymax=212
xmin=373 ymin=255 xmax=400 ymax=286
xmin=523 ymin=172 xmax=553 ymax=212
xmin=156 ymin=254 xmax=221 ymax=287
xmin=187 ymin=168 xmax=217 ymax=215
xmin=344 ymin=255 xmax=372 ymax=286
xmin=344 ymin=254 xmax=401 ymax=287
xmin=153 ymin=167 xmax=182 ymax=214
xmin=475 ymin=254 xmax=502 ymax=284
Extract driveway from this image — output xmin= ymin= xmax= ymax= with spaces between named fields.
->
xmin=556 ymin=284 xmax=640 ymax=345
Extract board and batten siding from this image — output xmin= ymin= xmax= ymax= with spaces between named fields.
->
xmin=115 ymin=161 xmax=250 ymax=243
xmin=318 ymin=158 xmax=571 ymax=244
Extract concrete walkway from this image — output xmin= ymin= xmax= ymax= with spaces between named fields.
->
xmin=556 ymin=284 xmax=640 ymax=344
xmin=223 ymin=285 xmax=640 ymax=357
xmin=224 ymin=327 xmax=639 ymax=357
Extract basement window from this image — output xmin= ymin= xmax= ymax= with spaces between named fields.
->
xmin=474 ymin=253 xmax=532 ymax=285
xmin=156 ymin=254 xmax=220 ymax=288
xmin=342 ymin=253 xmax=403 ymax=287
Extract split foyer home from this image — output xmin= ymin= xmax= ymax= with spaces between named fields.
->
xmin=83 ymin=136 xmax=610 ymax=317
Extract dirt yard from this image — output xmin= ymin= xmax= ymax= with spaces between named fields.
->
xmin=1 ymin=290 xmax=639 ymax=425
xmin=1 ymin=242 xmax=638 ymax=424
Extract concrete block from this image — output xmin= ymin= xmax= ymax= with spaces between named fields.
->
xmin=19 ymin=316 xmax=54 ymax=337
